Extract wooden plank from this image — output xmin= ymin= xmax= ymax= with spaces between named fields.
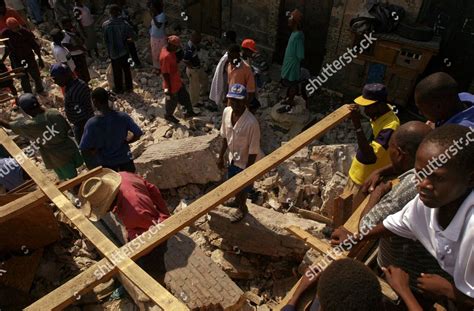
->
xmin=332 ymin=191 xmax=353 ymax=228
xmin=344 ymin=195 xmax=370 ymax=233
xmin=296 ymin=208 xmax=332 ymax=225
xmin=27 ymin=105 xmax=352 ymax=310
xmin=0 ymin=130 xmax=188 ymax=311
xmin=286 ymin=225 xmax=398 ymax=302
xmin=0 ymin=167 xmax=103 ymax=223
xmin=8 ymin=179 xmax=36 ymax=194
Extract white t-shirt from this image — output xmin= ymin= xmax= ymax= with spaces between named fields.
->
xmin=62 ymin=31 xmax=84 ymax=56
xmin=220 ymin=107 xmax=261 ymax=170
xmin=51 ymin=43 xmax=76 ymax=72
xmin=74 ymin=5 xmax=94 ymax=27
xmin=383 ymin=191 xmax=474 ymax=298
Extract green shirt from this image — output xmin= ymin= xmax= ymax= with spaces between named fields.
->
xmin=281 ymin=31 xmax=305 ymax=82
xmin=9 ymin=109 xmax=80 ymax=169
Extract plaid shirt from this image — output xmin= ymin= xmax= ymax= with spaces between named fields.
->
xmin=360 ymin=169 xmax=452 ymax=288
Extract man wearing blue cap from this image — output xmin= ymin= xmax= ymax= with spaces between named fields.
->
xmin=346 ymin=83 xmax=400 ymax=196
xmin=218 ymin=84 xmax=261 ymax=222
xmin=50 ymin=63 xmax=94 ymax=144
xmin=0 ymin=93 xmax=84 ymax=181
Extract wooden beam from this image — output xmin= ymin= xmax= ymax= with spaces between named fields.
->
xmin=0 ymin=167 xmax=103 ymax=224
xmin=0 ymin=130 xmax=188 ymax=311
xmin=285 ymin=225 xmax=398 ymax=302
xmin=296 ymin=208 xmax=332 ymax=225
xmin=28 ymin=104 xmax=352 ymax=310
xmin=332 ymin=191 xmax=353 ymax=228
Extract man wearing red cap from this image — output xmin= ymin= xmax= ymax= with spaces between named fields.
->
xmin=160 ymin=35 xmax=197 ymax=124
xmin=183 ymin=31 xmax=208 ymax=107
xmin=1 ymin=16 xmax=45 ymax=94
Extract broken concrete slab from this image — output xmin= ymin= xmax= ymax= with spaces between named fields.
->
xmin=135 ymin=133 xmax=224 ymax=189
xmin=211 ymin=249 xmax=258 ymax=280
xmin=319 ymin=171 xmax=348 ymax=216
xmin=206 ymin=203 xmax=325 ymax=258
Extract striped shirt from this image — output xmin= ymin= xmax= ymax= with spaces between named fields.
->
xmin=64 ymin=79 xmax=94 ymax=125
xmin=102 ymin=17 xmax=135 ymax=60
xmin=360 ymin=169 xmax=452 ymax=289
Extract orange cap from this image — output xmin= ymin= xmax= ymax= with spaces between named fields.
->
xmin=241 ymin=39 xmax=257 ymax=53
xmin=6 ymin=17 xmax=20 ymax=30
xmin=168 ymin=35 xmax=181 ymax=47
xmin=291 ymin=9 xmax=303 ymax=24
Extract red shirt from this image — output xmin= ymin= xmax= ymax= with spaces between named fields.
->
xmin=113 ymin=172 xmax=170 ymax=240
xmin=0 ymin=9 xmax=26 ymax=33
xmin=159 ymin=47 xmax=182 ymax=94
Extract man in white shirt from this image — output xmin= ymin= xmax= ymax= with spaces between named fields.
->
xmin=51 ymin=28 xmax=76 ymax=72
xmin=218 ymin=84 xmax=261 ymax=222
xmin=332 ymin=124 xmax=474 ymax=309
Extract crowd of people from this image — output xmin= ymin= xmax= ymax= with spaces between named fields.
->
xmin=0 ymin=1 xmax=472 ymax=310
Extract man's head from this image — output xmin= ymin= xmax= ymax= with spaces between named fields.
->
xmin=241 ymin=39 xmax=257 ymax=59
xmin=415 ymin=72 xmax=460 ymax=123
xmin=50 ymin=63 xmax=74 ymax=87
xmin=317 ymin=259 xmax=383 ymax=311
xmin=167 ymin=35 xmax=181 ymax=52
xmin=354 ymin=83 xmax=390 ymax=120
xmin=227 ymin=44 xmax=241 ymax=65
xmin=6 ymin=17 xmax=20 ymax=32
xmin=74 ymin=0 xmax=84 ymax=6
xmin=227 ymin=84 xmax=247 ymax=114
xmin=51 ymin=28 xmax=64 ymax=45
xmin=389 ymin=121 xmax=432 ymax=173
xmin=288 ymin=9 xmax=303 ymax=30
xmin=415 ymin=124 xmax=474 ymax=208
xmin=190 ymin=31 xmax=201 ymax=45
xmin=18 ymin=93 xmax=42 ymax=117
xmin=91 ymin=87 xmax=110 ymax=112
xmin=108 ymin=4 xmax=121 ymax=18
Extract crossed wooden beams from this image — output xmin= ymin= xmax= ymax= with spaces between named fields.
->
xmin=0 ymin=104 xmax=352 ymax=310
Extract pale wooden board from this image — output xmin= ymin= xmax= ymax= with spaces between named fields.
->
xmin=26 ymin=105 xmax=353 ymax=310
xmin=0 ymin=167 xmax=103 ymax=224
xmin=0 ymin=130 xmax=188 ymax=311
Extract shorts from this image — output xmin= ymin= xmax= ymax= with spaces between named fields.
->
xmin=228 ymin=164 xmax=253 ymax=193
xmin=53 ymin=151 xmax=84 ymax=181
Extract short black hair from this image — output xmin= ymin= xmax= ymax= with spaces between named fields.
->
xmin=317 ymin=259 xmax=383 ymax=311
xmin=420 ymin=124 xmax=474 ymax=172
xmin=224 ymin=30 xmax=237 ymax=43
xmin=109 ymin=4 xmax=121 ymax=17
xmin=393 ymin=121 xmax=432 ymax=158
xmin=415 ymin=72 xmax=459 ymax=106
xmin=50 ymin=28 xmax=63 ymax=44
xmin=227 ymin=44 xmax=241 ymax=54
xmin=91 ymin=87 xmax=109 ymax=104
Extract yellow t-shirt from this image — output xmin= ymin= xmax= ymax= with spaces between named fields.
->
xmin=349 ymin=110 xmax=400 ymax=185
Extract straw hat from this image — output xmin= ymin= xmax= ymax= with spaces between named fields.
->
xmin=79 ymin=169 xmax=122 ymax=222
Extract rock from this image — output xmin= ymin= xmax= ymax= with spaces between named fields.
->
xmin=320 ymin=172 xmax=348 ymax=216
xmin=205 ymin=203 xmax=325 ymax=258
xmin=135 ymin=133 xmax=224 ymax=189
xmin=211 ymin=249 xmax=258 ymax=279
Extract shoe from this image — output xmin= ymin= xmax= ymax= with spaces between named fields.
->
xmin=165 ymin=115 xmax=180 ymax=124
xmin=184 ymin=110 xmax=199 ymax=118
xmin=230 ymin=205 xmax=248 ymax=223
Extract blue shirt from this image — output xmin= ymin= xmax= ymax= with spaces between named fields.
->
xmin=443 ymin=93 xmax=474 ymax=128
xmin=0 ymin=158 xmax=25 ymax=191
xmin=150 ymin=12 xmax=166 ymax=38
xmin=102 ymin=17 xmax=136 ymax=60
xmin=80 ymin=111 xmax=143 ymax=166
xmin=183 ymin=40 xmax=200 ymax=68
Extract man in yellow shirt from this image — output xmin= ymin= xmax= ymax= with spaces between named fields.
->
xmin=346 ymin=84 xmax=400 ymax=195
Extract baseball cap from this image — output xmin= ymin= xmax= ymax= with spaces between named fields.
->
xmin=241 ymin=39 xmax=257 ymax=53
xmin=18 ymin=93 xmax=40 ymax=111
xmin=168 ymin=35 xmax=181 ymax=47
xmin=354 ymin=83 xmax=388 ymax=106
xmin=50 ymin=63 xmax=72 ymax=77
xmin=6 ymin=17 xmax=19 ymax=30
xmin=290 ymin=9 xmax=303 ymax=24
xmin=226 ymin=84 xmax=247 ymax=100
